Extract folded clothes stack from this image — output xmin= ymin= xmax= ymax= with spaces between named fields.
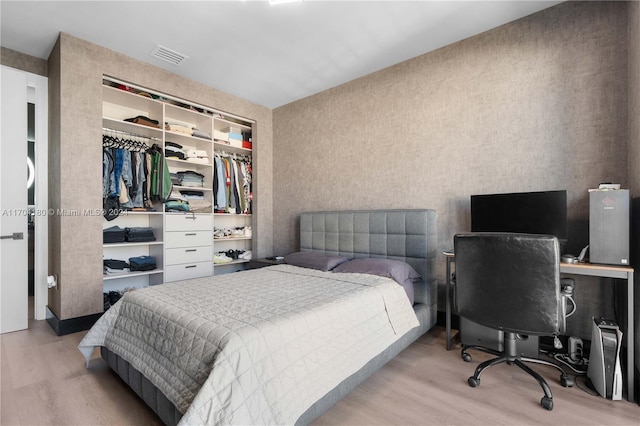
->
xmin=191 ymin=128 xmax=212 ymax=140
xmin=185 ymin=149 xmax=209 ymax=165
xmin=103 ymin=225 xmax=126 ymax=243
xmin=124 ymin=227 xmax=156 ymax=242
xmin=170 ymin=172 xmax=181 ymax=185
xmin=180 ymin=190 xmax=204 ymax=200
xmin=165 ymin=200 xmax=190 ymax=212
xmin=165 ymin=141 xmax=186 ymax=160
xmin=129 ymin=255 xmax=157 ymax=271
xmin=165 ymin=121 xmax=192 ymax=135
xmin=103 ymin=258 xmax=129 ymax=275
xmin=177 ymin=170 xmax=205 ymax=187
xmin=187 ymin=200 xmax=212 ymax=212
xmin=125 ymin=115 xmax=161 ymax=128
xmin=166 ymin=190 xmax=190 ymax=212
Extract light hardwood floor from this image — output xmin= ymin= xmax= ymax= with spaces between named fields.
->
xmin=1 ymin=318 xmax=638 ymax=425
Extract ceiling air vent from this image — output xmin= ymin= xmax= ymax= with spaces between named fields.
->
xmin=150 ymin=44 xmax=189 ymax=66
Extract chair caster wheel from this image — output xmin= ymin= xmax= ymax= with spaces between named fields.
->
xmin=462 ymin=352 xmax=472 ymax=362
xmin=541 ymin=396 xmax=553 ymax=410
xmin=468 ymin=377 xmax=480 ymax=387
xmin=560 ymin=375 xmax=574 ymax=387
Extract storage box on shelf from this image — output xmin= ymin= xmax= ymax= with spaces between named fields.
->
xmin=213 ymin=117 xmax=252 ymax=152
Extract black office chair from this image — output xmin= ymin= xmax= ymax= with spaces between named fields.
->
xmin=454 ymin=232 xmax=574 ymax=410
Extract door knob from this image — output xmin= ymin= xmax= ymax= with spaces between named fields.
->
xmin=0 ymin=232 xmax=24 ymax=240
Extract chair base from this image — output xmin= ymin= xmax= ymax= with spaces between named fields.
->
xmin=463 ymin=335 xmax=574 ymax=410
xmin=461 ymin=344 xmax=500 ymax=362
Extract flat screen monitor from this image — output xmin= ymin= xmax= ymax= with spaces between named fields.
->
xmin=470 ymin=190 xmax=568 ymax=242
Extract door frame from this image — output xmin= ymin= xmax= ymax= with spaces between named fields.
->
xmin=0 ymin=66 xmax=48 ymax=327
xmin=28 ymin=71 xmax=48 ymax=321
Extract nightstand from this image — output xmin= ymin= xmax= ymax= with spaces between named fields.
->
xmin=246 ymin=258 xmax=285 ymax=269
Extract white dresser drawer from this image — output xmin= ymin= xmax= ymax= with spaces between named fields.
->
xmin=166 ymin=246 xmax=212 ymax=266
xmin=165 ymin=261 xmax=213 ymax=282
xmin=165 ymin=230 xmax=211 ymax=248
xmin=166 ymin=214 xmax=213 ymax=232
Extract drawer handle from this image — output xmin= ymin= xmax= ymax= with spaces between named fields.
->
xmin=185 ymin=249 xmax=197 ymax=252
xmin=185 ymin=233 xmax=197 ymax=236
xmin=185 ymin=265 xmax=197 ymax=269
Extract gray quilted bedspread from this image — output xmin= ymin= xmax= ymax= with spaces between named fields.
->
xmin=79 ymin=264 xmax=418 ymax=425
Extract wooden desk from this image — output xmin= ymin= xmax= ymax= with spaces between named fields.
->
xmin=444 ymin=252 xmax=635 ymax=402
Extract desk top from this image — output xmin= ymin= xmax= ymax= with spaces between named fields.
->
xmin=443 ymin=250 xmax=634 ymax=277
xmin=559 ymin=262 xmax=634 ymax=279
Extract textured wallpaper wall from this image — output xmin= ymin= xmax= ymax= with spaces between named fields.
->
xmin=630 ymin=1 xmax=640 ymax=195
xmin=273 ymin=1 xmax=629 ymax=337
xmin=0 ymin=47 xmax=47 ymax=77
xmin=46 ymin=33 xmax=273 ymax=319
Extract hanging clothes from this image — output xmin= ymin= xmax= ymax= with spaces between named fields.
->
xmin=213 ymin=151 xmax=252 ymax=214
xmin=102 ymin=130 xmax=163 ymax=210
xmin=149 ymin=143 xmax=172 ymax=202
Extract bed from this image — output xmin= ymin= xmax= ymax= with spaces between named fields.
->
xmin=79 ymin=209 xmax=437 ymax=425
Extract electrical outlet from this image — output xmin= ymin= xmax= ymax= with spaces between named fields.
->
xmin=568 ymin=336 xmax=583 ymax=361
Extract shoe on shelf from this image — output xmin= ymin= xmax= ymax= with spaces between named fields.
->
xmin=243 ymin=226 xmax=252 ymax=238
xmin=230 ymin=228 xmax=245 ymax=238
xmin=214 ymin=253 xmax=233 ymax=264
xmin=225 ymin=249 xmax=243 ymax=259
xmin=239 ymin=250 xmax=252 ymax=260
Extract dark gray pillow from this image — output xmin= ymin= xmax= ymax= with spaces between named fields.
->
xmin=284 ymin=251 xmax=349 ymax=272
xmin=332 ymin=258 xmax=420 ymax=304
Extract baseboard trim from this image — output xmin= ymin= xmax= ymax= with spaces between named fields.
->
xmin=46 ymin=307 xmax=102 ymax=336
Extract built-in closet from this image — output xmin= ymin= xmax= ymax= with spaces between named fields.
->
xmin=101 ymin=77 xmax=254 ymax=301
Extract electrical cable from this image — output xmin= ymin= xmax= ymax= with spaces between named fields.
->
xmin=552 ymin=353 xmax=588 ymax=375
xmin=565 ymin=295 xmax=576 ymax=317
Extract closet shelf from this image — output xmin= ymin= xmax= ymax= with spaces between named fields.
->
xmin=213 ymin=141 xmax=251 ymax=155
xmin=172 ymin=185 xmax=212 ymax=192
xmin=166 ymin=158 xmax=212 ymax=168
xmin=103 ymin=269 xmax=164 ymax=281
xmin=215 ymin=259 xmax=250 ymax=266
xmin=102 ymin=117 xmax=163 ymax=139
xmin=118 ymin=211 xmax=163 ymax=216
xmin=103 ymin=241 xmax=163 ymax=248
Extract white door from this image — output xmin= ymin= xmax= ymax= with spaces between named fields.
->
xmin=0 ymin=66 xmax=29 ymax=333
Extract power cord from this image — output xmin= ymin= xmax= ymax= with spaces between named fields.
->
xmin=539 ymin=348 xmax=588 ymax=375
xmin=552 ymin=353 xmax=589 ymax=375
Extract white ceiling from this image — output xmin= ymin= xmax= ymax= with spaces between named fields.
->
xmin=1 ymin=1 xmax=561 ymax=109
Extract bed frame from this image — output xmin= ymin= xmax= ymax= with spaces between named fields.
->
xmin=102 ymin=209 xmax=437 ymax=425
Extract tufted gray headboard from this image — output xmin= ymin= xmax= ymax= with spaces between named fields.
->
xmin=299 ymin=209 xmax=437 ymax=306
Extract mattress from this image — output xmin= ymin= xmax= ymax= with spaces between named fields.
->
xmin=79 ymin=264 xmax=420 ymax=425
